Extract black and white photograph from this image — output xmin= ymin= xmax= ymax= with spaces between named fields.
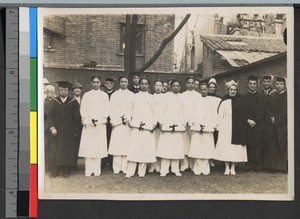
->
xmin=38 ymin=7 xmax=294 ymax=200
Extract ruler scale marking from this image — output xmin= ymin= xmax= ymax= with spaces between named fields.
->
xmin=5 ymin=8 xmax=19 ymax=218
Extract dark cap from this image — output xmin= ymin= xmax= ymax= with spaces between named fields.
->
xmin=263 ymin=75 xmax=272 ymax=80
xmin=72 ymin=82 xmax=82 ymax=89
xmin=200 ymin=82 xmax=208 ymax=86
xmin=248 ymin=75 xmax=259 ymax=81
xmin=276 ymin=76 xmax=286 ymax=83
xmin=56 ymin=81 xmax=71 ymax=88
xmin=185 ymin=76 xmax=195 ymax=82
xmin=105 ymin=77 xmax=114 ymax=82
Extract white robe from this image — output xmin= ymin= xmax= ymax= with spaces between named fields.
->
xmin=127 ymin=91 xmax=156 ymax=163
xmin=156 ymin=92 xmax=185 ymax=159
xmin=181 ymin=90 xmax=202 ymax=155
xmin=78 ymin=89 xmax=109 ymax=158
xmin=214 ymin=99 xmax=247 ymax=162
xmin=108 ymin=89 xmax=133 ymax=156
xmin=189 ymin=96 xmax=219 ymax=159
xmin=152 ymin=93 xmax=165 ymax=147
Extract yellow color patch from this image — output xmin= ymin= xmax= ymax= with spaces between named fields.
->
xmin=30 ymin=111 xmax=37 ymax=164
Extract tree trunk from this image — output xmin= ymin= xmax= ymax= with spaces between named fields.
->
xmin=124 ymin=15 xmax=131 ymax=76
xmin=129 ymin=15 xmax=138 ymax=74
xmin=138 ymin=14 xmax=191 ymax=73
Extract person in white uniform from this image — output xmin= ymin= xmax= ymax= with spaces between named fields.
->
xmin=148 ymin=79 xmax=165 ymax=173
xmin=108 ymin=76 xmax=134 ymax=174
xmin=126 ymin=78 xmax=156 ymax=178
xmin=214 ymin=80 xmax=248 ymax=175
xmin=180 ymin=76 xmax=202 ymax=171
xmin=78 ymin=75 xmax=109 ymax=177
xmin=189 ymin=83 xmax=218 ymax=175
xmin=156 ymin=80 xmax=186 ymax=177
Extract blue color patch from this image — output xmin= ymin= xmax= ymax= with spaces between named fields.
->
xmin=29 ymin=8 xmax=37 ymax=58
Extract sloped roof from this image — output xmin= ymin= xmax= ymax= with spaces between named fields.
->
xmin=200 ymin=34 xmax=286 ymax=53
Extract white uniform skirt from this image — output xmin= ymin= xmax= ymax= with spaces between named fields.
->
xmin=154 ymin=129 xmax=161 ymax=148
xmin=214 ymin=117 xmax=247 ymax=162
xmin=108 ymin=124 xmax=131 ymax=155
xmin=189 ymin=132 xmax=215 ymax=159
xmin=156 ymin=131 xmax=184 ymax=159
xmin=78 ymin=124 xmax=108 ymax=159
xmin=127 ymin=128 xmax=156 ymax=163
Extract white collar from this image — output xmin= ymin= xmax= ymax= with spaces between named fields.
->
xmin=134 ymin=85 xmax=140 ymax=88
xmin=277 ymin=90 xmax=285 ymax=94
xmin=248 ymin=90 xmax=257 ymax=94
xmin=60 ymin=96 xmax=67 ymax=103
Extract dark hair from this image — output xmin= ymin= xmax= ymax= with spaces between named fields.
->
xmin=185 ymin=76 xmax=195 ymax=82
xmin=171 ymin=79 xmax=181 ymax=87
xmin=118 ymin=75 xmax=128 ymax=83
xmin=132 ymin=72 xmax=141 ymax=77
xmin=153 ymin=79 xmax=163 ymax=86
xmin=91 ymin=75 xmax=101 ymax=82
xmin=139 ymin=77 xmax=150 ymax=84
xmin=199 ymin=82 xmax=208 ymax=88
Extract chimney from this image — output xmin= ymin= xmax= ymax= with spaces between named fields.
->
xmin=214 ymin=14 xmax=221 ymax=34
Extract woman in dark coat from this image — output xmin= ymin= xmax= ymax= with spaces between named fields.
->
xmin=214 ymin=80 xmax=248 ymax=175
xmin=44 ymin=85 xmax=55 ymax=170
xmin=47 ymin=81 xmax=81 ymax=178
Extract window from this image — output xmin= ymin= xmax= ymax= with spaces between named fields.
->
xmin=44 ymin=29 xmax=54 ymax=51
xmin=120 ymin=24 xmax=144 ymax=55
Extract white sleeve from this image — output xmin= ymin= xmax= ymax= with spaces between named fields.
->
xmin=103 ymin=93 xmax=110 ymax=120
xmin=216 ymin=100 xmax=225 ymax=130
xmin=80 ymin=93 xmax=89 ymax=125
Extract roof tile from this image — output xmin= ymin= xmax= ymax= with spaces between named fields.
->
xmin=200 ymin=35 xmax=286 ymax=53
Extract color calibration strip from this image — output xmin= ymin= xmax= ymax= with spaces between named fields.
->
xmin=29 ymin=7 xmax=38 ymax=218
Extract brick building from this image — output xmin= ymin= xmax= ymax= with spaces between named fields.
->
xmin=200 ymin=34 xmax=286 ymax=79
xmin=202 ymin=52 xmax=287 ymax=97
xmin=43 ymin=14 xmax=175 ymax=91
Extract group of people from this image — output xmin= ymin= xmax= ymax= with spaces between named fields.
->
xmin=44 ymin=72 xmax=287 ymax=179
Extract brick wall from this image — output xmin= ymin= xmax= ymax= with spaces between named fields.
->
xmin=44 ymin=14 xmax=175 ymax=72
xmin=202 ymin=44 xmax=233 ymax=79
xmin=206 ymin=53 xmax=287 ymax=97
xmin=144 ymin=15 xmax=175 ymax=72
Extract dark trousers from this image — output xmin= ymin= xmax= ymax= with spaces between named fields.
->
xmin=101 ymin=122 xmax=113 ymax=169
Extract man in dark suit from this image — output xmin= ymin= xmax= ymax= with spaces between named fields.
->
xmin=128 ymin=72 xmax=141 ymax=93
xmin=262 ymin=76 xmax=287 ymax=172
xmin=242 ymin=75 xmax=266 ymax=172
xmin=102 ymin=77 xmax=115 ymax=169
xmin=262 ymin=75 xmax=276 ymax=95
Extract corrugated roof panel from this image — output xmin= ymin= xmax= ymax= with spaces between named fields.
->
xmin=216 ymin=50 xmax=278 ymax=67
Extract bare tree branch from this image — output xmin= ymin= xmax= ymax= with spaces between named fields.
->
xmin=138 ymin=14 xmax=191 ymax=73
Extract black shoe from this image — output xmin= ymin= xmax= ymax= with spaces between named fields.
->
xmin=50 ymin=170 xmax=58 ymax=178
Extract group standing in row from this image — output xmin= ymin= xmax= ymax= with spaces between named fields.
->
xmin=44 ymin=72 xmax=287 ymax=178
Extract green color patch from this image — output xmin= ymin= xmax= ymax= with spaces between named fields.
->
xmin=30 ymin=58 xmax=37 ymax=111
